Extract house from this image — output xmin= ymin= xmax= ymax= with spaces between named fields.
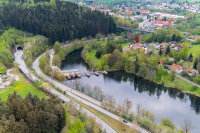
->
xmin=168 ymin=57 xmax=174 ymax=62
xmin=180 ymin=59 xmax=184 ymax=63
xmin=170 ymin=64 xmax=183 ymax=73
xmin=126 ymin=9 xmax=132 ymax=15
xmin=154 ymin=20 xmax=167 ymax=27
xmin=153 ymin=42 xmax=160 ymax=48
xmin=158 ymin=59 xmax=164 ymax=66
xmin=131 ymin=43 xmax=143 ymax=50
xmin=153 ymin=20 xmax=173 ymax=29
xmin=161 ymin=42 xmax=168 ymax=47
xmin=139 ymin=10 xmax=150 ymax=15
xmin=169 ymin=41 xmax=176 ymax=46
xmin=161 ymin=42 xmax=168 ymax=46
xmin=162 ymin=22 xmax=173 ymax=28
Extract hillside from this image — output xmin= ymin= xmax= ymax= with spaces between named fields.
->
xmin=0 ymin=1 xmax=116 ymax=43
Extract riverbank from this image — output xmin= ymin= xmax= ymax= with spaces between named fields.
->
xmin=81 ymin=41 xmax=200 ymax=97
xmin=62 ymin=49 xmax=200 ymax=133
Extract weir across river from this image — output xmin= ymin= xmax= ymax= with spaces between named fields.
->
xmin=60 ymin=69 xmax=108 ymax=80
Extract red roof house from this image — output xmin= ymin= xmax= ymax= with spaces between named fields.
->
xmin=139 ymin=10 xmax=150 ymax=15
xmin=170 ymin=64 xmax=183 ymax=73
xmin=131 ymin=43 xmax=143 ymax=50
xmin=163 ymin=22 xmax=173 ymax=26
xmin=133 ymin=43 xmax=142 ymax=48
xmin=154 ymin=20 xmax=167 ymax=24
xmin=161 ymin=42 xmax=168 ymax=46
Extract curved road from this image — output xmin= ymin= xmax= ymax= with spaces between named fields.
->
xmin=14 ymin=50 xmax=116 ymax=133
xmin=32 ymin=49 xmax=148 ymax=133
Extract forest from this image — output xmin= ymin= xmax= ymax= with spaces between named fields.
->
xmin=0 ymin=29 xmax=48 ymax=73
xmin=0 ymin=93 xmax=66 ymax=133
xmin=0 ymin=1 xmax=116 ymax=43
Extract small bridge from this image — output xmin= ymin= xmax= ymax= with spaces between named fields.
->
xmin=117 ymin=27 xmax=153 ymax=34
xmin=60 ymin=69 xmax=108 ymax=80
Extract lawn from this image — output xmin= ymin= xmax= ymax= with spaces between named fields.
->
xmin=121 ymin=43 xmax=130 ymax=49
xmin=88 ymin=50 xmax=102 ymax=64
xmin=159 ymin=73 xmax=200 ymax=95
xmin=0 ymin=81 xmax=47 ymax=101
xmin=189 ymin=44 xmax=200 ymax=58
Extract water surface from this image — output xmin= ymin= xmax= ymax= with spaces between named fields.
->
xmin=62 ymin=49 xmax=200 ymax=132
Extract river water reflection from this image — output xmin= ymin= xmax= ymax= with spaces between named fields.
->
xmin=62 ymin=49 xmax=200 ymax=132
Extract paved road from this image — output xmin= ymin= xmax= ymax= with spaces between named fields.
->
xmin=36 ymin=51 xmax=101 ymax=106
xmin=32 ymin=50 xmax=149 ymax=133
xmin=186 ymin=38 xmax=195 ymax=42
xmin=14 ymin=50 xmax=116 ymax=133
xmin=139 ymin=19 xmax=149 ymax=29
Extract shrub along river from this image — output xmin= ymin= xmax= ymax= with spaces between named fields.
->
xmin=62 ymin=49 xmax=200 ymax=132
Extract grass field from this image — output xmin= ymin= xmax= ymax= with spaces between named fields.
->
xmin=121 ymin=43 xmax=130 ymax=49
xmin=156 ymin=73 xmax=200 ymax=96
xmin=0 ymin=81 xmax=47 ymax=101
xmin=189 ymin=44 xmax=200 ymax=58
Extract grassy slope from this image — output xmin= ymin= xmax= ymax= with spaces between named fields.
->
xmin=71 ymin=97 xmax=139 ymax=133
xmin=189 ymin=44 xmax=200 ymax=58
xmin=0 ymin=81 xmax=47 ymax=101
xmin=156 ymin=73 xmax=200 ymax=95
xmin=121 ymin=43 xmax=130 ymax=49
xmin=0 ymin=69 xmax=47 ymax=101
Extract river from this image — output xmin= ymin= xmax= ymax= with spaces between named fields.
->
xmin=62 ymin=49 xmax=200 ymax=132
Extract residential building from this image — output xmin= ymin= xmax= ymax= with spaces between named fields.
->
xmin=170 ymin=64 xmax=183 ymax=74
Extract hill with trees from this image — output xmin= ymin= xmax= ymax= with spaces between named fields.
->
xmin=0 ymin=92 xmax=104 ymax=133
xmin=0 ymin=1 xmax=116 ymax=43
xmin=0 ymin=29 xmax=48 ymax=72
xmin=0 ymin=92 xmax=66 ymax=133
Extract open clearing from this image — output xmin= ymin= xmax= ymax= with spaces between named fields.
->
xmin=0 ymin=81 xmax=47 ymax=101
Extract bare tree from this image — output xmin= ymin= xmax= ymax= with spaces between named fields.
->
xmin=136 ymin=104 xmax=141 ymax=117
xmin=181 ymin=120 xmax=193 ymax=133
xmin=123 ymin=98 xmax=132 ymax=114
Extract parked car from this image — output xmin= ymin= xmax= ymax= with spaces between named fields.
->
xmin=123 ymin=119 xmax=128 ymax=123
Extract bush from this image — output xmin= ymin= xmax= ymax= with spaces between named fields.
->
xmin=95 ymin=49 xmax=102 ymax=58
xmin=191 ymin=86 xmax=198 ymax=91
xmin=0 ymin=64 xmax=7 ymax=75
xmin=161 ymin=118 xmax=174 ymax=129
xmin=169 ymin=71 xmax=175 ymax=81
xmin=195 ymin=76 xmax=200 ymax=84
xmin=141 ymin=118 xmax=152 ymax=131
xmin=181 ymin=71 xmax=189 ymax=77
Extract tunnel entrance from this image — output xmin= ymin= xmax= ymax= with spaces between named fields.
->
xmin=17 ymin=46 xmax=23 ymax=50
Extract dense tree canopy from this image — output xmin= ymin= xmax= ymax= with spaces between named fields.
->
xmin=143 ymin=29 xmax=185 ymax=43
xmin=1 ymin=1 xmax=116 ymax=43
xmin=0 ymin=92 xmax=65 ymax=133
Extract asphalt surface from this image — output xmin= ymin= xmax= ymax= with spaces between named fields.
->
xmin=14 ymin=50 xmax=116 ymax=133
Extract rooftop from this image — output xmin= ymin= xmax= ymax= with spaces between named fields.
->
xmin=171 ymin=64 xmax=182 ymax=70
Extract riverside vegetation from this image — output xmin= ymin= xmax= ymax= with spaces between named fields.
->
xmin=81 ymin=29 xmax=200 ymax=96
xmin=39 ymin=39 xmax=191 ymax=133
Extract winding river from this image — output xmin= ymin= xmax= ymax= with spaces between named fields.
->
xmin=62 ymin=49 xmax=200 ymax=132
